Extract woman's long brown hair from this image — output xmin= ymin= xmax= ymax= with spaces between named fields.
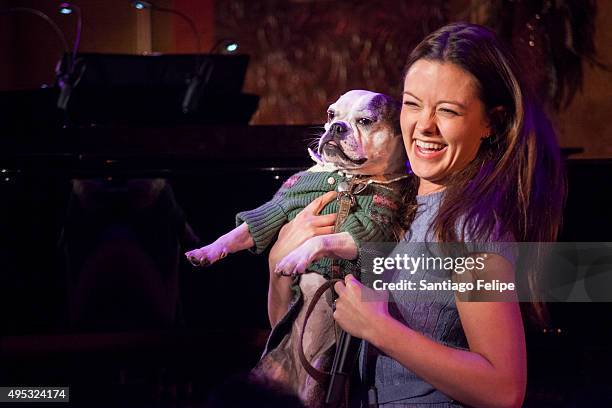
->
xmin=401 ymin=23 xmax=566 ymax=323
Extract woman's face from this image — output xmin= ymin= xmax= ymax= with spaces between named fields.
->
xmin=401 ymin=59 xmax=491 ymax=195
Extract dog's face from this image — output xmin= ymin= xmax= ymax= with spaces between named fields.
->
xmin=315 ymin=90 xmax=406 ymax=175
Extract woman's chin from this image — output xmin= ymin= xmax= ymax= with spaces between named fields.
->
xmin=409 ymin=162 xmax=442 ymax=180
xmin=409 ymin=168 xmax=448 ymax=190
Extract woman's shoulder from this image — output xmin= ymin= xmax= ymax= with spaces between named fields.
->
xmin=462 ymin=217 xmax=518 ymax=268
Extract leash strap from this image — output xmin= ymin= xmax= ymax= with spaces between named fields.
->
xmin=298 ymin=278 xmax=343 ymax=384
xmin=331 ymin=177 xmax=361 ymax=281
xmin=298 ymin=176 xmax=363 ymax=384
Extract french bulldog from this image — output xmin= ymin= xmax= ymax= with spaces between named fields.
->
xmin=185 ymin=89 xmax=407 ymax=406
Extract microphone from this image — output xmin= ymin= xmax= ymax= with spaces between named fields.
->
xmin=181 ymin=57 xmax=213 ymax=114
xmin=182 ymin=39 xmax=239 ymax=114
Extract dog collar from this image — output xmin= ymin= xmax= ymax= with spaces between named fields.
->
xmin=340 ymin=172 xmax=409 ymax=185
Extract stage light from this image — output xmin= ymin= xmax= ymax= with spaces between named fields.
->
xmin=129 ymin=1 xmax=200 ymax=54
xmin=131 ymin=1 xmax=152 ymax=10
xmin=59 ymin=3 xmax=73 ymax=14
xmin=225 ymin=42 xmax=239 ymax=53
xmin=209 ymin=39 xmax=240 ymax=54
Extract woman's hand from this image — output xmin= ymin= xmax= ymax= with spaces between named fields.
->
xmin=268 ymin=191 xmax=337 ymax=271
xmin=333 ymin=274 xmax=390 ymax=342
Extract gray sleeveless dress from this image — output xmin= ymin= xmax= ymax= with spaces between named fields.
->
xmin=363 ymin=191 xmax=516 ymax=407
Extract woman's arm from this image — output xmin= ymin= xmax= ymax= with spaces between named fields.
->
xmin=333 ymin=254 xmax=526 ymax=408
xmin=267 ymin=191 xmax=337 ymax=270
xmin=266 ymin=191 xmax=337 ymax=325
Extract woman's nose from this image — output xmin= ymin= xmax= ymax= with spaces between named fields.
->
xmin=416 ymin=111 xmax=437 ymax=136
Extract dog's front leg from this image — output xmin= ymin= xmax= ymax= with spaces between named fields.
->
xmin=274 ymin=232 xmax=358 ymax=276
xmin=185 ymin=222 xmax=254 ymax=267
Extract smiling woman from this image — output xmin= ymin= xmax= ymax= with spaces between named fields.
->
xmin=402 ymin=61 xmax=492 ymax=195
xmin=259 ymin=22 xmax=566 ymax=408
xmin=399 ymin=23 xmax=565 ymax=246
xmin=325 ymin=22 xmax=566 ymax=408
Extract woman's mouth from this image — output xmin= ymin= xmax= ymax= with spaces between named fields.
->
xmin=414 ymin=139 xmax=448 ymax=159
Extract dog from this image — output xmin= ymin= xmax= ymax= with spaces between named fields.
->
xmin=185 ymin=90 xmax=407 ymax=406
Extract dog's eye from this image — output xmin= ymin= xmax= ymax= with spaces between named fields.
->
xmin=327 ymin=111 xmax=335 ymax=121
xmin=358 ymin=118 xmax=373 ymax=126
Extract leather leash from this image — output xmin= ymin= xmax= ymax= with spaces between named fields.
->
xmin=331 ymin=177 xmax=362 ymax=281
xmin=298 ymin=278 xmax=343 ymax=384
xmin=298 ymin=176 xmax=363 ymax=384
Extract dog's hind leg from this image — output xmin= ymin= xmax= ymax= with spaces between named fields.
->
xmin=267 ymin=268 xmax=294 ymax=327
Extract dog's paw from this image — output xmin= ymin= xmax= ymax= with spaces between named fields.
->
xmin=185 ymin=244 xmax=227 ymax=268
xmin=274 ymin=239 xmax=321 ymax=276
xmin=274 ymin=257 xmax=306 ymax=277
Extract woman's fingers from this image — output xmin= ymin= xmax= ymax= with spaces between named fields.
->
xmin=311 ymin=213 xmax=337 ymax=227
xmin=345 ymin=274 xmax=359 ymax=287
xmin=334 ymin=280 xmax=347 ymax=296
xmin=302 ymin=191 xmax=337 ymax=215
xmin=315 ymin=226 xmax=335 ymax=235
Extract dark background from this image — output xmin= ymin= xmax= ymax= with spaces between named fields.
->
xmin=0 ymin=1 xmax=611 ymax=407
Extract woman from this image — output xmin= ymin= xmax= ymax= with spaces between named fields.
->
xmin=270 ymin=22 xmax=564 ymax=408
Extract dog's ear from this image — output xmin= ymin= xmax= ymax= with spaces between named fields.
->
xmin=389 ymin=97 xmax=402 ymax=136
xmin=373 ymin=94 xmax=402 ymax=136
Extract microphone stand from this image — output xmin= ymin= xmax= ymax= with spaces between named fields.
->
xmin=56 ymin=2 xmax=85 ymax=114
xmin=0 ymin=7 xmax=70 ymax=53
xmin=0 ymin=7 xmax=81 ymax=125
xmin=1 ymin=8 xmax=69 ymax=102
xmin=325 ymin=330 xmax=362 ymax=407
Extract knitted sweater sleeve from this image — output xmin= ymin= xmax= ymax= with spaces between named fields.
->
xmin=235 ymin=172 xmax=303 ymax=254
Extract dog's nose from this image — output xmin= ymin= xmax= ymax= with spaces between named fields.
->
xmin=330 ymin=122 xmax=348 ymax=135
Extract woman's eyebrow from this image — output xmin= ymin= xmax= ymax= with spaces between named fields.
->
xmin=403 ymin=91 xmax=421 ymax=101
xmin=437 ymin=100 xmax=467 ymax=109
xmin=404 ymin=91 xmax=467 ymax=110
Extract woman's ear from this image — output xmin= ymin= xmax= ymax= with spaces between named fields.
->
xmin=485 ymin=105 xmax=506 ymax=138
xmin=489 ymin=105 xmax=505 ymax=117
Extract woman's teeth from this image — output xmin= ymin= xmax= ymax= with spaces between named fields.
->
xmin=416 ymin=140 xmax=447 ymax=152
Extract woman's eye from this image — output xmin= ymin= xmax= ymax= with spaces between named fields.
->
xmin=439 ymin=108 xmax=458 ymax=115
xmin=358 ymin=118 xmax=373 ymax=125
xmin=403 ymin=101 xmax=418 ymax=107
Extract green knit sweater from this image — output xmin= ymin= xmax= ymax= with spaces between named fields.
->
xmin=236 ymin=168 xmax=404 ymax=279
